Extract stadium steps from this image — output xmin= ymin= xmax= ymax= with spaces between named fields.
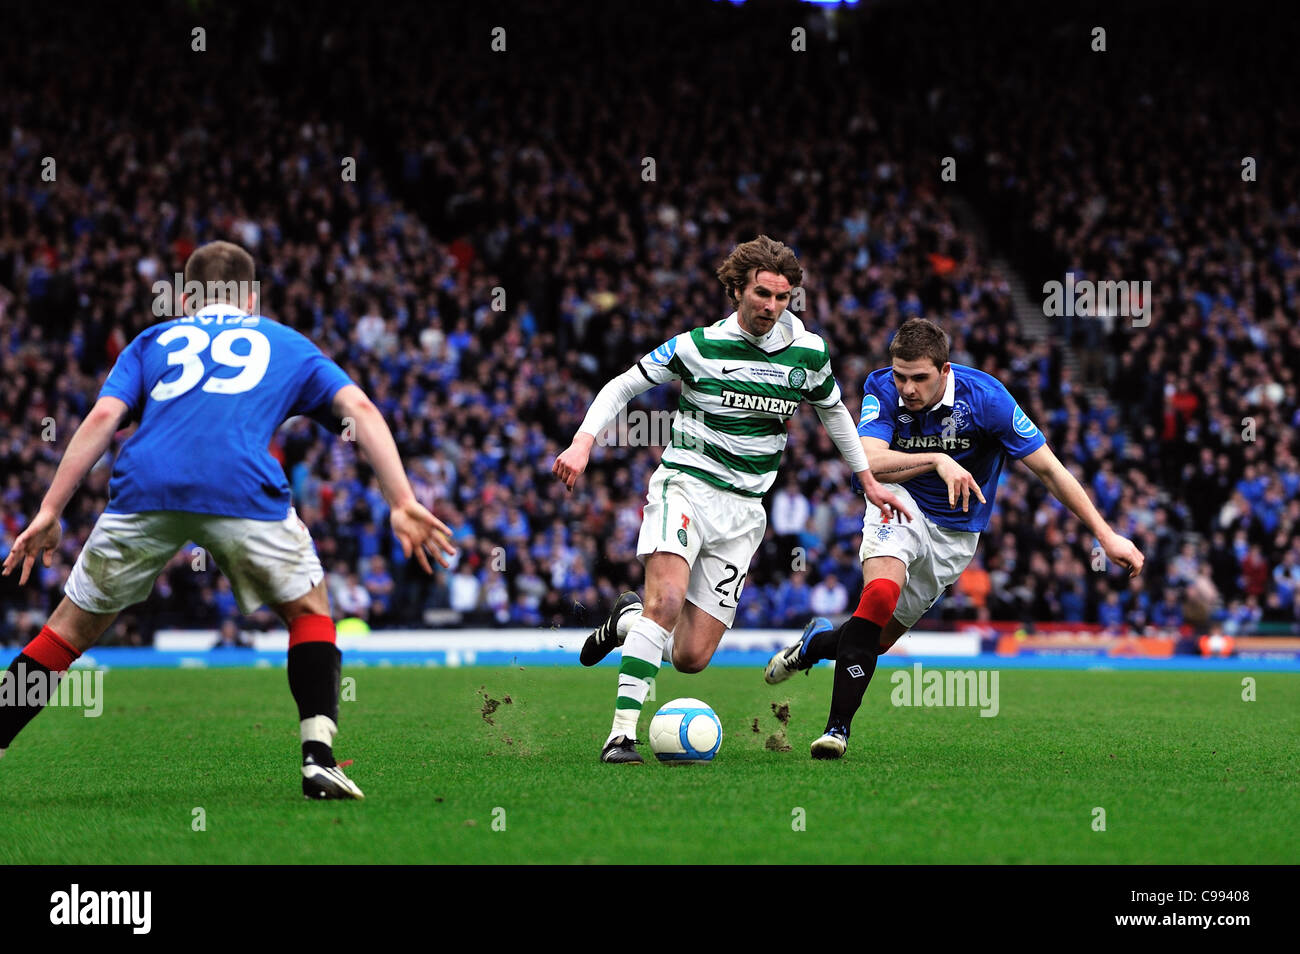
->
xmin=1004 ymin=264 xmax=1104 ymax=401
xmin=949 ymin=196 xmax=1097 ymax=402
xmin=947 ymin=196 xmax=1055 ymax=343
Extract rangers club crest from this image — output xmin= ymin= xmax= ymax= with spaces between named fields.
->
xmin=949 ymin=400 xmax=973 ymax=432
xmin=787 ymin=367 xmax=806 ymax=389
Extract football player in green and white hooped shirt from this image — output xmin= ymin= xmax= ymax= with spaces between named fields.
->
xmin=553 ymin=235 xmax=913 ymax=763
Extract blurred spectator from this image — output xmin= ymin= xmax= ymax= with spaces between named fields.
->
xmin=771 ymin=475 xmax=811 ymax=560
xmin=334 ymin=573 xmax=372 ymax=622
xmin=362 ymin=555 xmax=395 ymax=624
xmin=955 ymin=555 xmax=992 ymax=621
xmin=212 ymin=619 xmax=252 ymax=650
xmin=774 ymin=572 xmax=813 ymax=628
xmin=1240 ymin=546 xmax=1270 ymax=600
xmin=450 ymin=566 xmax=483 ymax=621
xmin=810 ymin=573 xmax=849 ymax=619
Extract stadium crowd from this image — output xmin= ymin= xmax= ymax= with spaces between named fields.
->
xmin=1 ymin=0 xmax=1296 ymax=644
xmin=892 ymin=0 xmax=1300 ymax=635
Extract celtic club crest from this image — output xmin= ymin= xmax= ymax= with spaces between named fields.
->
xmin=788 ymin=367 xmax=806 ymax=388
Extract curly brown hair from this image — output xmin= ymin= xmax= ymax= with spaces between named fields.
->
xmin=889 ymin=317 xmax=949 ymax=369
xmin=715 ymin=235 xmax=803 ymax=305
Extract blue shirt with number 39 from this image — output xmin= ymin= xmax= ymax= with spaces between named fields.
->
xmin=98 ymin=307 xmax=354 ymax=520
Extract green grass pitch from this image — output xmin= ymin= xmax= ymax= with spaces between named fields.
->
xmin=0 ymin=665 xmax=1296 ymax=864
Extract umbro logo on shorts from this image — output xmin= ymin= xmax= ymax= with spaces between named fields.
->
xmin=847 ymin=665 xmax=866 ymax=678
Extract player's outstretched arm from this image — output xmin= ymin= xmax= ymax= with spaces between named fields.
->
xmin=1020 ymin=444 xmax=1145 ymax=577
xmin=862 ymin=436 xmax=944 ymax=482
xmin=860 ymin=436 xmax=985 ymax=512
xmin=2 ymin=396 xmax=129 ymax=585
xmin=330 ymin=384 xmax=455 ymax=573
xmin=553 ymin=364 xmax=658 ymax=492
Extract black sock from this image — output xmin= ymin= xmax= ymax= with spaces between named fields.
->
xmin=0 ymin=654 xmax=62 ymax=749
xmin=805 ymin=624 xmax=841 ymax=663
xmin=826 ymin=616 xmax=883 ymax=734
xmin=301 ymin=740 xmax=335 ymax=766
xmin=287 ymin=642 xmax=341 ymax=765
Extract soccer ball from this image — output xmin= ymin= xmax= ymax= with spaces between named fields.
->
xmin=648 ymin=698 xmax=723 ymax=763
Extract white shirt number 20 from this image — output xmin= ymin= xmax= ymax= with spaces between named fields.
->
xmin=150 ymin=326 xmax=271 ymax=401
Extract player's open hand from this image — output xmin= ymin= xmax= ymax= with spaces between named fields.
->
xmin=1102 ymin=531 xmax=1145 ymax=577
xmin=1 ymin=508 xmax=63 ymax=586
xmin=552 ymin=436 xmax=593 ymax=492
xmin=862 ymin=473 xmax=913 ymax=523
xmin=390 ymin=499 xmax=456 ymax=574
xmin=935 ymin=455 xmax=987 ymax=513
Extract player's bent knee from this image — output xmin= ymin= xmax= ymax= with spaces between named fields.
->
xmin=275 ymin=580 xmax=331 ymax=624
xmin=877 ymin=618 xmax=907 ymax=655
xmin=856 ymin=578 xmax=902 ymax=627
xmin=671 ymin=648 xmax=710 ymax=674
xmin=48 ymin=598 xmax=118 ymax=653
xmin=862 ymin=556 xmax=907 ymax=588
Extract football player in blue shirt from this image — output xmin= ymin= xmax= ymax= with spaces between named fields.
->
xmin=1 ymin=241 xmax=455 ymax=798
xmin=765 ymin=318 xmax=1144 ymax=758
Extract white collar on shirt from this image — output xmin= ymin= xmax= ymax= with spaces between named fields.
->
xmin=721 ymin=309 xmax=800 ymax=352
xmin=193 ymin=303 xmax=251 ymax=318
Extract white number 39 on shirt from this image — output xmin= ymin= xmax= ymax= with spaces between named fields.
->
xmin=150 ymin=326 xmax=271 ymax=401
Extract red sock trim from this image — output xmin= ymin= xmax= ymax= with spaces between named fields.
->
xmin=24 ymin=626 xmax=81 ymax=671
xmin=288 ymin=614 xmax=337 ymax=648
xmin=854 ymin=579 xmax=902 ymax=627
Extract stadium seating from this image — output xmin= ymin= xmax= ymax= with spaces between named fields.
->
xmin=1 ymin=0 xmax=1295 ymax=643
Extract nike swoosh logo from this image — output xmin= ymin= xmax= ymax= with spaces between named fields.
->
xmin=721 ymin=366 xmax=744 ymax=374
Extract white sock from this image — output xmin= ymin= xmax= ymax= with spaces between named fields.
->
xmin=616 ymin=604 xmax=643 ymax=638
xmin=301 ymin=715 xmax=338 ymax=747
xmin=608 ymin=616 xmax=668 ymax=743
xmin=661 ymin=633 xmax=675 ymax=664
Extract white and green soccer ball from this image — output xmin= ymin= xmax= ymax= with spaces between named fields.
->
xmin=648 ymin=698 xmax=722 ymax=763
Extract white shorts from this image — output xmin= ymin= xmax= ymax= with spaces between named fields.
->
xmin=65 ymin=508 xmax=324 ymax=616
xmin=636 ymin=466 xmax=766 ymax=628
xmin=858 ymin=483 xmax=979 ymax=629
